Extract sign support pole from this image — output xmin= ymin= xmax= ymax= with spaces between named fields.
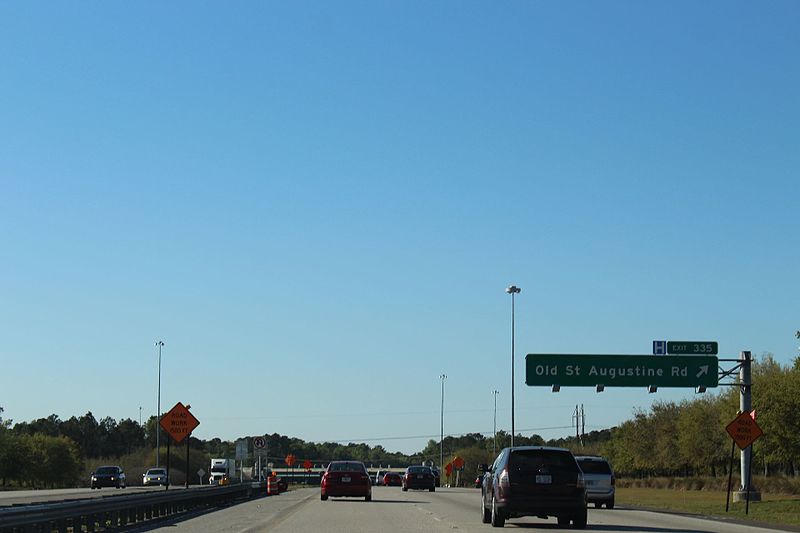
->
xmin=186 ymin=432 xmax=191 ymax=488
xmin=733 ymin=351 xmax=761 ymax=502
xmin=746 ymin=445 xmax=753 ymax=514
xmin=725 ymin=439 xmax=735 ymax=512
xmin=165 ymin=438 xmax=171 ymax=491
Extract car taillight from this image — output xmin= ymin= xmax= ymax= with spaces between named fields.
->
xmin=576 ymin=472 xmax=585 ymax=489
xmin=498 ymin=468 xmax=510 ymax=489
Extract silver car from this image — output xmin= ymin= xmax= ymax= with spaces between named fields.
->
xmin=575 ymin=456 xmax=614 ymax=508
xmin=143 ymin=467 xmax=168 ymax=486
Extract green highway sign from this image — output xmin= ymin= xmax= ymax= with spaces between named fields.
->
xmin=667 ymin=341 xmax=718 ymax=355
xmin=526 ymin=354 xmax=719 ymax=388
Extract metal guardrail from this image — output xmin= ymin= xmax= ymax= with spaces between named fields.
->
xmin=0 ymin=482 xmax=265 ymax=533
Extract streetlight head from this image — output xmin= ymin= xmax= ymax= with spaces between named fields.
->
xmin=596 ymin=384 xmax=605 ymax=393
xmin=551 ymin=384 xmax=561 ymax=393
xmin=505 ymin=285 xmax=521 ymax=294
xmin=648 ymin=385 xmax=658 ymax=394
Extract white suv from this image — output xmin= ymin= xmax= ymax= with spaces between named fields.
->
xmin=575 ymin=456 xmax=615 ymax=509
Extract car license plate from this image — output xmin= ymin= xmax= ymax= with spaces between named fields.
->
xmin=417 ymin=474 xmax=423 ymax=479
xmin=535 ymin=475 xmax=552 ymax=484
xmin=342 ymin=476 xmax=351 ymax=482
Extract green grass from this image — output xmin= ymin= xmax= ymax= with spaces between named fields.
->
xmin=617 ymin=487 xmax=800 ymax=527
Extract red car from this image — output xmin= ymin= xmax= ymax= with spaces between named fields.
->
xmin=321 ymin=461 xmax=372 ymax=501
xmin=402 ymin=465 xmax=436 ymax=492
xmin=382 ymin=472 xmax=403 ymax=486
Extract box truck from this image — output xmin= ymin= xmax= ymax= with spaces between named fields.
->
xmin=210 ymin=458 xmax=236 ymax=484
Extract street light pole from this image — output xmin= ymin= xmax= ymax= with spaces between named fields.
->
xmin=440 ymin=374 xmax=446 ymax=471
xmin=493 ymin=390 xmax=499 ymax=455
xmin=505 ymin=285 xmax=521 ymax=447
xmin=155 ymin=340 xmax=165 ymax=467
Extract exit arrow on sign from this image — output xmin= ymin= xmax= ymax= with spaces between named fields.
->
xmin=526 ymin=354 xmax=719 ymax=388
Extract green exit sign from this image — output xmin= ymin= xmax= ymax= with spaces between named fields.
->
xmin=526 ymin=354 xmax=719 ymax=388
xmin=667 ymin=341 xmax=718 ymax=355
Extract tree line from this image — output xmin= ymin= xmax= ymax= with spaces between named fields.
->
xmin=2 ymin=353 xmax=797 ymax=488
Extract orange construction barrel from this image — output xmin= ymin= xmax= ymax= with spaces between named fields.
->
xmin=267 ymin=476 xmax=280 ymax=496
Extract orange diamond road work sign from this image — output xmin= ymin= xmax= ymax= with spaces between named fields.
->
xmin=285 ymin=454 xmax=296 ymax=467
xmin=444 ymin=462 xmax=453 ymax=476
xmin=726 ymin=410 xmax=763 ymax=450
xmin=303 ymin=459 xmax=312 ymax=470
xmin=452 ymin=456 xmax=465 ymax=470
xmin=159 ymin=402 xmax=200 ymax=444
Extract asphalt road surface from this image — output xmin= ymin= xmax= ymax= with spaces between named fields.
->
xmin=126 ymin=486 xmax=789 ymax=533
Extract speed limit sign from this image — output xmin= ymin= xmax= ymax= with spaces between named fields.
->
xmin=253 ymin=436 xmax=266 ymax=449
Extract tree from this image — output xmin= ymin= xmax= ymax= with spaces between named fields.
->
xmin=676 ymin=396 xmax=728 ymax=476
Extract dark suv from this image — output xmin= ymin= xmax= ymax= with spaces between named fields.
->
xmin=480 ymin=446 xmax=587 ymax=528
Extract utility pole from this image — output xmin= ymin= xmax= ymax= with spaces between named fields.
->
xmin=572 ymin=405 xmax=586 ymax=447
xmin=581 ymin=404 xmax=585 ymax=447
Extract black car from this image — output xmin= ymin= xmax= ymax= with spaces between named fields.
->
xmin=91 ymin=465 xmax=126 ymax=489
xmin=402 ymin=465 xmax=435 ymax=492
xmin=480 ymin=446 xmax=587 ymax=528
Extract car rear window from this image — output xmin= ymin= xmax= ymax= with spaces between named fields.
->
xmin=508 ymin=450 xmax=579 ymax=474
xmin=577 ymin=460 xmax=612 ymax=474
xmin=407 ymin=466 xmax=430 ymax=474
xmin=329 ymin=462 xmax=365 ymax=472
xmin=96 ymin=467 xmax=119 ymax=475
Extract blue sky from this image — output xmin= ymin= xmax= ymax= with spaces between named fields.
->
xmin=1 ymin=1 xmax=798 ymax=455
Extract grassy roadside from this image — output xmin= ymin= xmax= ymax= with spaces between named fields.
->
xmin=617 ymin=487 xmax=800 ymax=528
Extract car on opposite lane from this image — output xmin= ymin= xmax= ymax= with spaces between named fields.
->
xmin=91 ymin=465 xmax=126 ymax=489
xmin=321 ymin=461 xmax=372 ymax=501
xmin=142 ymin=467 xmax=168 ymax=486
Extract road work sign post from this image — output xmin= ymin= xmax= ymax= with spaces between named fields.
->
xmin=159 ymin=402 xmax=200 ymax=489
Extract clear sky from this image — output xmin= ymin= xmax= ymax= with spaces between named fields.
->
xmin=1 ymin=2 xmax=798 ymax=456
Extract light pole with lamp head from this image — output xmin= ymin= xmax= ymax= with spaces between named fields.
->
xmin=505 ymin=285 xmax=521 ymax=447
xmin=440 ymin=373 xmax=446 ymax=472
xmin=155 ymin=340 xmax=164 ymax=467
xmin=493 ymin=390 xmax=499 ymax=455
